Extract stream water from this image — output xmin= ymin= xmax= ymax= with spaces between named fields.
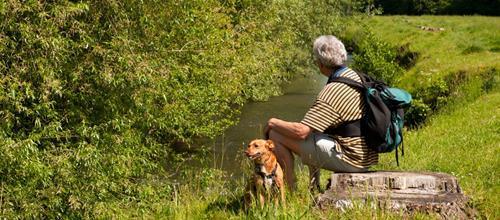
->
xmin=210 ymin=71 xmax=327 ymax=176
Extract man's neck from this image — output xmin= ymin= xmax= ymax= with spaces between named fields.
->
xmin=332 ymin=65 xmax=344 ymax=73
xmin=326 ymin=65 xmax=348 ymax=84
xmin=321 ymin=65 xmax=345 ymax=77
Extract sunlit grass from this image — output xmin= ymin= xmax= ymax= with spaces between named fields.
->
xmin=363 ymin=16 xmax=500 ymax=90
xmin=362 ymin=16 xmax=500 ymax=219
xmin=376 ymin=81 xmax=499 ymax=219
xmin=151 ymin=162 xmax=441 ymax=219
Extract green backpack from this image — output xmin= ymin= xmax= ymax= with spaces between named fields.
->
xmin=328 ymin=71 xmax=412 ymax=165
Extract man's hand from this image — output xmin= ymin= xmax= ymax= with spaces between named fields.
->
xmin=263 ymin=118 xmax=276 ymax=139
xmin=264 ymin=124 xmax=271 ymax=139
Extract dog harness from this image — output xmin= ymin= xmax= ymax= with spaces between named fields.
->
xmin=254 ymin=164 xmax=278 ymax=191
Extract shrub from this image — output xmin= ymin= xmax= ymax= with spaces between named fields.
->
xmin=374 ymin=0 xmax=500 ymax=15
xmin=405 ymin=98 xmax=431 ymax=128
xmin=350 ymin=28 xmax=404 ymax=84
xmin=0 ymin=0 xmax=351 ymax=217
xmin=396 ymin=43 xmax=420 ymax=69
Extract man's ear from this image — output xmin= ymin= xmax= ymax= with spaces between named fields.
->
xmin=266 ymin=140 xmax=275 ymax=150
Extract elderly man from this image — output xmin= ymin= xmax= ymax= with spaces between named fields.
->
xmin=264 ymin=35 xmax=377 ymax=190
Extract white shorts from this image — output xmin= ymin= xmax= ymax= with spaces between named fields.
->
xmin=299 ymin=132 xmax=368 ymax=172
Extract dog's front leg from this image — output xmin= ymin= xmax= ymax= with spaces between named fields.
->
xmin=244 ymin=182 xmax=254 ymax=210
xmin=280 ymin=187 xmax=286 ymax=207
xmin=273 ymin=178 xmax=286 ymax=207
xmin=258 ymin=191 xmax=265 ymax=209
xmin=308 ymin=165 xmax=321 ymax=192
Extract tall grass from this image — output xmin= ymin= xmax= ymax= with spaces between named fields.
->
xmin=144 ymin=161 xmax=440 ymax=219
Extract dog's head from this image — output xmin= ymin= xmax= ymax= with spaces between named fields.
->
xmin=245 ymin=139 xmax=275 ymax=162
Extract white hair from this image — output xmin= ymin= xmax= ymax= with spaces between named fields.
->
xmin=312 ymin=35 xmax=347 ymax=68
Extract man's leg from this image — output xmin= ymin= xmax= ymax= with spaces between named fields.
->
xmin=273 ymin=142 xmax=296 ymax=190
xmin=268 ymin=129 xmax=302 ymax=190
xmin=308 ymin=165 xmax=321 ymax=192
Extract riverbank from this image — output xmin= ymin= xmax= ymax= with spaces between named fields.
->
xmin=363 ymin=16 xmax=499 ymax=90
xmin=342 ymin=15 xmax=499 ymax=127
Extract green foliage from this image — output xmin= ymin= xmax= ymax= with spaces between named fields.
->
xmin=339 ymin=0 xmax=384 ymax=15
xmin=405 ymin=68 xmax=498 ymax=126
xmin=374 ymin=0 xmax=500 ymax=15
xmin=462 ymin=44 xmax=486 ymax=55
xmin=414 ymin=78 xmax=450 ymax=111
xmin=395 ymin=43 xmax=420 ymax=69
xmin=373 ymin=0 xmax=451 ymax=15
xmin=348 ymin=27 xmax=404 ymax=84
xmin=345 ymin=16 xmax=500 ymax=127
xmin=405 ymin=98 xmax=431 ymax=128
xmin=0 ymin=0 xmax=352 ymax=217
xmin=412 ymin=0 xmax=452 ymax=14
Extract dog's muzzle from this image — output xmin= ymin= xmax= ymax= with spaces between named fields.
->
xmin=245 ymin=151 xmax=261 ymax=159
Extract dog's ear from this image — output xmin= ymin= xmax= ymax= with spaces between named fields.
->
xmin=266 ymin=140 xmax=275 ymax=150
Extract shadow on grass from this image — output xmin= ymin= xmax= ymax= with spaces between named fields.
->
xmin=205 ymin=195 xmax=245 ymax=215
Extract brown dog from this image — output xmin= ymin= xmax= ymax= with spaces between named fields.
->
xmin=244 ymin=139 xmax=285 ymax=208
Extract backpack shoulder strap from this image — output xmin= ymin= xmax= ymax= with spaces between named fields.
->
xmin=328 ymin=76 xmax=365 ymax=90
xmin=327 ymin=69 xmax=375 ymax=90
xmin=324 ymin=71 xmax=366 ymax=138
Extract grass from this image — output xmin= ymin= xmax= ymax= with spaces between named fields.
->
xmin=376 ymin=80 xmax=499 ymax=219
xmin=150 ymin=162 xmax=439 ymax=219
xmin=115 ymin=16 xmax=499 ymax=219
xmin=362 ymin=15 xmax=500 ymax=219
xmin=359 ymin=16 xmax=500 ymax=91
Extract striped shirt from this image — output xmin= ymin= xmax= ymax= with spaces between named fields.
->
xmin=301 ymin=67 xmax=378 ymax=168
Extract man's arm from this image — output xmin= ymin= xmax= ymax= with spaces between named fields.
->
xmin=264 ymin=118 xmax=312 ymax=140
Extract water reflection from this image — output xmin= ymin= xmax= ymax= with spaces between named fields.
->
xmin=211 ymin=72 xmax=327 ymax=175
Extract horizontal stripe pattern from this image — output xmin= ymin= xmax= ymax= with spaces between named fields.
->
xmin=301 ymin=100 xmax=341 ymax=132
xmin=301 ymin=67 xmax=378 ymax=168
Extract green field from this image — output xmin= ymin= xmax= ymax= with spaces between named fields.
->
xmin=368 ymin=16 xmax=500 ymax=219
xmin=366 ymin=16 xmax=499 ymax=90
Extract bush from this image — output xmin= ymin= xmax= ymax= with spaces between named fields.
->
xmin=0 ymin=0 xmax=352 ymax=217
xmin=405 ymin=98 xmax=431 ymax=128
xmin=374 ymin=0 xmax=500 ymax=15
xmin=349 ymin=28 xmax=404 ymax=84
xmin=396 ymin=43 xmax=420 ymax=69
